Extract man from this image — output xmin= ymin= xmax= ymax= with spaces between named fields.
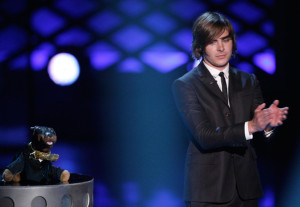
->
xmin=172 ymin=11 xmax=288 ymax=207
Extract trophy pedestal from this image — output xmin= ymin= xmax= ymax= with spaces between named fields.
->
xmin=0 ymin=173 xmax=93 ymax=207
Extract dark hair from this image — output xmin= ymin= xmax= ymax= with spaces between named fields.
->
xmin=191 ymin=11 xmax=237 ymax=59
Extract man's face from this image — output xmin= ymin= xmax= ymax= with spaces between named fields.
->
xmin=203 ymin=29 xmax=233 ymax=70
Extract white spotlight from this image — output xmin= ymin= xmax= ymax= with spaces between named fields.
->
xmin=48 ymin=53 xmax=80 ymax=86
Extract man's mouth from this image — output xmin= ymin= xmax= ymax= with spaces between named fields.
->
xmin=216 ymin=54 xmax=226 ymax=58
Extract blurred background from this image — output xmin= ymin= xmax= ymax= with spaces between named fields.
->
xmin=0 ymin=0 xmax=299 ymax=206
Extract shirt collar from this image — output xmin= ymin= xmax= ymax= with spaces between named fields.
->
xmin=203 ymin=61 xmax=229 ymax=79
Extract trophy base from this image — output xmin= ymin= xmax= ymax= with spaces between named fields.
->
xmin=0 ymin=173 xmax=93 ymax=207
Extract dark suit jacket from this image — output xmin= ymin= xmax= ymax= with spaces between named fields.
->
xmin=172 ymin=61 xmax=264 ymax=203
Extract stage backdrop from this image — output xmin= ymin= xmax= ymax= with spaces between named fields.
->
xmin=0 ymin=0 xmax=299 ymax=207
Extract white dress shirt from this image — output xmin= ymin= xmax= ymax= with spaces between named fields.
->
xmin=203 ymin=61 xmax=253 ymax=140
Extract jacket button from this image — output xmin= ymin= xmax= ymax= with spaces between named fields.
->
xmin=225 ymin=112 xmax=231 ymax=117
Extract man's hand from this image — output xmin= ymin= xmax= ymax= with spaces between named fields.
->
xmin=265 ymin=100 xmax=289 ymax=128
xmin=249 ymin=100 xmax=289 ymax=135
xmin=248 ymin=103 xmax=272 ymax=134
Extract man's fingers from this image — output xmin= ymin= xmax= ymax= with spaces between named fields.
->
xmin=265 ymin=101 xmax=289 ymax=127
xmin=255 ymin=103 xmax=266 ymax=112
xmin=281 ymin=107 xmax=289 ymax=114
xmin=270 ymin=100 xmax=279 ymax=108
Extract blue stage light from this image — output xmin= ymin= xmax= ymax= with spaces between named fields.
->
xmin=140 ymin=42 xmax=189 ymax=73
xmin=111 ymin=25 xmax=153 ymax=52
xmin=48 ymin=53 xmax=80 ymax=86
xmin=86 ymin=41 xmax=121 ymax=71
xmin=31 ymin=8 xmax=66 ymax=37
xmin=119 ymin=57 xmax=144 ymax=73
xmin=145 ymin=189 xmax=182 ymax=207
xmin=237 ymin=62 xmax=255 ymax=73
xmin=30 ymin=43 xmax=56 ymax=71
xmin=87 ymin=10 xmax=123 ymax=34
xmin=237 ymin=32 xmax=267 ymax=57
xmin=229 ymin=1 xmax=265 ymax=24
xmin=55 ymin=27 xmax=91 ymax=47
xmin=259 ymin=188 xmax=275 ymax=207
xmin=253 ymin=49 xmax=276 ymax=74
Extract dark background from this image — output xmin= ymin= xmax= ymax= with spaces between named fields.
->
xmin=0 ymin=0 xmax=299 ymax=207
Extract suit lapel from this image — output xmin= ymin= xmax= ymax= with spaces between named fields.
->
xmin=195 ymin=62 xmax=229 ymax=107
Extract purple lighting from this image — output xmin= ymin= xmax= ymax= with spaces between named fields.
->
xmin=91 ymin=52 xmax=121 ymax=71
xmin=237 ymin=32 xmax=267 ymax=57
xmin=261 ymin=21 xmax=275 ymax=36
xmin=55 ymin=26 xmax=91 ymax=46
xmin=143 ymin=12 xmax=176 ymax=34
xmin=145 ymin=190 xmax=182 ymax=207
xmin=111 ymin=25 xmax=153 ymax=52
xmin=229 ymin=1 xmax=265 ymax=24
xmin=88 ymin=10 xmax=123 ymax=34
xmin=140 ymin=43 xmax=188 ymax=73
xmin=119 ymin=58 xmax=145 ymax=73
xmin=53 ymin=143 xmax=81 ymax=173
xmin=94 ymin=182 xmax=117 ymax=207
xmin=86 ymin=42 xmax=121 ymax=70
xmin=237 ymin=62 xmax=254 ymax=74
xmin=170 ymin=0 xmax=207 ymax=20
xmin=30 ymin=43 xmax=56 ymax=71
xmin=122 ymin=182 xmax=141 ymax=205
xmin=9 ymin=54 xmax=28 ymax=70
xmin=227 ymin=17 xmax=242 ymax=34
xmin=31 ymin=51 xmax=48 ymax=71
xmin=0 ymin=26 xmax=27 ymax=63
xmin=118 ymin=0 xmax=149 ymax=17
xmin=253 ymin=49 xmax=276 ymax=74
xmin=31 ymin=7 xmax=66 ymax=37
xmin=0 ymin=126 xmax=28 ymax=146
xmin=54 ymin=0 xmax=95 ymax=19
xmin=171 ymin=29 xmax=192 ymax=52
xmin=259 ymin=188 xmax=275 ymax=207
xmin=209 ymin=0 xmax=228 ymax=4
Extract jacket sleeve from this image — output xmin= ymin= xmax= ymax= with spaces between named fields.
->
xmin=249 ymin=73 xmax=264 ymax=115
xmin=172 ymin=79 xmax=248 ymax=150
xmin=6 ymin=153 xmax=25 ymax=175
xmin=51 ymin=165 xmax=64 ymax=180
xmin=248 ymin=74 xmax=276 ymax=140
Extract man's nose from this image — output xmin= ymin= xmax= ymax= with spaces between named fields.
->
xmin=217 ymin=41 xmax=224 ymax=51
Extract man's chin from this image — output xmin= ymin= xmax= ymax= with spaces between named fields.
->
xmin=203 ymin=58 xmax=230 ymax=70
xmin=211 ymin=62 xmax=229 ymax=69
